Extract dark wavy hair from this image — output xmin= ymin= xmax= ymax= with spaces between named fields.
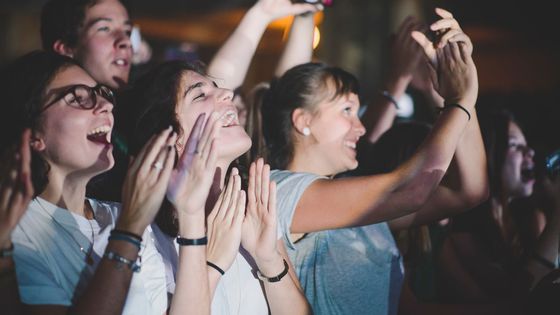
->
xmin=41 ymin=0 xmax=101 ymax=51
xmin=258 ymin=62 xmax=360 ymax=169
xmin=0 ymin=50 xmax=79 ymax=196
xmin=115 ymin=60 xmax=207 ymax=237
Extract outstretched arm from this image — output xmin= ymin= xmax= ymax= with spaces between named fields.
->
xmin=207 ymin=0 xmax=320 ymax=90
xmin=291 ymin=12 xmax=479 ymax=233
xmin=274 ymin=11 xmax=318 ymax=77
xmin=362 ymin=16 xmax=424 ymax=143
xmin=389 ymin=9 xmax=488 ymax=230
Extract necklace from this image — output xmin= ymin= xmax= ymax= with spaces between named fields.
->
xmin=36 ymin=198 xmax=95 ymax=265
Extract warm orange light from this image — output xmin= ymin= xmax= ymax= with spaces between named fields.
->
xmin=313 ymin=26 xmax=320 ymax=49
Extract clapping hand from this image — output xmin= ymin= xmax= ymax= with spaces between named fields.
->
xmin=0 ymin=129 xmax=34 ymax=248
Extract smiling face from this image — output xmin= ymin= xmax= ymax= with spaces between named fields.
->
xmin=71 ymin=0 xmax=132 ymax=89
xmin=301 ymin=85 xmax=365 ymax=175
xmin=34 ymin=65 xmax=114 ymax=178
xmin=176 ymin=70 xmax=252 ymax=165
xmin=501 ymin=121 xmax=535 ymax=200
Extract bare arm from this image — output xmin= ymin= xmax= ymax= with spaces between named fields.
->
xmin=274 ymin=12 xmax=317 ymax=77
xmin=26 ymin=129 xmax=177 ymax=315
xmin=0 ymin=130 xmax=33 ymax=315
xmin=389 ymin=109 xmax=488 ymax=230
xmin=362 ymin=16 xmax=424 ymax=143
xmin=526 ymin=177 xmax=560 ymax=288
xmin=242 ymin=160 xmax=311 ymax=314
xmin=207 ymin=0 xmax=320 ymax=90
xmin=292 ymin=35 xmax=479 ymax=233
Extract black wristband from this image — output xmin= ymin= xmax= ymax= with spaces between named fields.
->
xmin=532 ymin=252 xmax=557 ymax=270
xmin=443 ymin=103 xmax=471 ymax=121
xmin=111 ymin=229 xmax=143 ymax=242
xmin=256 ymin=259 xmax=290 ymax=283
xmin=0 ymin=243 xmax=14 ymax=258
xmin=176 ymin=236 xmax=208 ymax=246
xmin=207 ymin=261 xmax=225 ymax=275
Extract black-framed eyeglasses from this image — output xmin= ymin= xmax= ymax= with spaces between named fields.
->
xmin=41 ymin=84 xmax=116 ymax=113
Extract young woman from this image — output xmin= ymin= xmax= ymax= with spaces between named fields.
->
xmin=1 ymin=51 xmax=216 ymax=315
xmin=258 ymin=13 xmax=488 ymax=315
xmin=438 ymin=109 xmax=560 ymax=304
xmin=115 ymin=60 xmax=311 ymax=314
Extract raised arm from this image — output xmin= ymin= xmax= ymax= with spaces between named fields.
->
xmin=526 ymin=176 xmax=560 ymax=288
xmin=389 ymin=10 xmax=488 ymax=230
xmin=166 ymin=113 xmax=219 ymax=315
xmin=362 ymin=16 xmax=424 ymax=143
xmin=274 ymin=11 xmax=318 ymax=77
xmin=242 ymin=159 xmax=311 ymax=315
xmin=291 ymin=16 xmax=479 ymax=234
xmin=0 ymin=130 xmax=34 ymax=315
xmin=207 ymin=0 xmax=320 ymax=90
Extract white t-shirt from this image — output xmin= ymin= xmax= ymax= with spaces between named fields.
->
xmin=12 ymin=197 xmax=167 ymax=315
xmin=151 ymin=223 xmax=269 ymax=315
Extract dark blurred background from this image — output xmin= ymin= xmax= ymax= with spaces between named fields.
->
xmin=1 ymin=0 xmax=559 ymax=165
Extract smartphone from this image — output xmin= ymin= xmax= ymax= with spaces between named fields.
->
xmin=545 ymin=149 xmax=560 ymax=178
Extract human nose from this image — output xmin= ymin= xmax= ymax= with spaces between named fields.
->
xmin=114 ymin=30 xmax=132 ymax=51
xmin=524 ymin=146 xmax=535 ymax=159
xmin=354 ymin=117 xmax=366 ymax=137
xmin=216 ymin=87 xmax=234 ymax=104
xmin=93 ymin=96 xmax=114 ymax=114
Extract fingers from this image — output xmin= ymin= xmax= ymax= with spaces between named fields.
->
xmin=233 ymin=190 xmax=246 ymax=225
xmin=157 ymin=137 xmax=176 ymax=183
xmin=430 ymin=18 xmax=461 ymax=33
xmin=218 ymin=169 xmax=237 ymax=220
xmin=150 ymin=132 xmax=176 ymax=184
xmin=437 ymin=29 xmax=462 ymax=48
xmin=268 ymin=181 xmax=277 ymax=217
xmin=19 ymin=129 xmax=32 ymax=178
xmin=133 ymin=126 xmax=172 ymax=173
xmin=411 ymin=31 xmax=436 ymax=65
xmin=224 ymin=172 xmax=241 ymax=223
xmin=199 ymin=114 xmax=221 ymax=163
xmin=179 ymin=113 xmax=205 ymax=170
xmin=435 ymin=7 xmax=454 ymax=19
xmin=255 ymin=159 xmax=264 ymax=207
xmin=261 ymin=163 xmax=270 ymax=209
xmin=248 ymin=161 xmax=257 ymax=208
xmin=290 ymin=3 xmax=322 ymax=15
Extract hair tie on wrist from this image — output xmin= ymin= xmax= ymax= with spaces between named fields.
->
xmin=443 ymin=103 xmax=471 ymax=121
xmin=176 ymin=236 xmax=208 ymax=246
xmin=207 ymin=261 xmax=225 ymax=275
xmin=380 ymin=90 xmax=400 ymax=109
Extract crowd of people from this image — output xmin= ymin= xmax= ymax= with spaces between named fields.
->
xmin=1 ymin=0 xmax=558 ymax=314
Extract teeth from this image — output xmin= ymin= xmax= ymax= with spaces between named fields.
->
xmin=219 ymin=110 xmax=238 ymax=127
xmin=88 ymin=125 xmax=112 ymax=136
xmin=115 ymin=59 xmax=126 ymax=66
xmin=344 ymin=141 xmax=356 ymax=149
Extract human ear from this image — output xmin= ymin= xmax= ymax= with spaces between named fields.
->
xmin=52 ymin=40 xmax=75 ymax=58
xmin=29 ymin=133 xmax=46 ymax=152
xmin=292 ymin=108 xmax=313 ymax=136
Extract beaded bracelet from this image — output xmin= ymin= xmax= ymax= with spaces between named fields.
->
xmin=104 ymin=251 xmax=141 ymax=272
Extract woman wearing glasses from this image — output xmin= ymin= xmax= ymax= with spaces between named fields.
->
xmin=0 ymin=51 xmax=217 ymax=314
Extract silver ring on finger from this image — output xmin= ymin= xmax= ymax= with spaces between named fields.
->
xmin=153 ymin=161 xmax=164 ymax=171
